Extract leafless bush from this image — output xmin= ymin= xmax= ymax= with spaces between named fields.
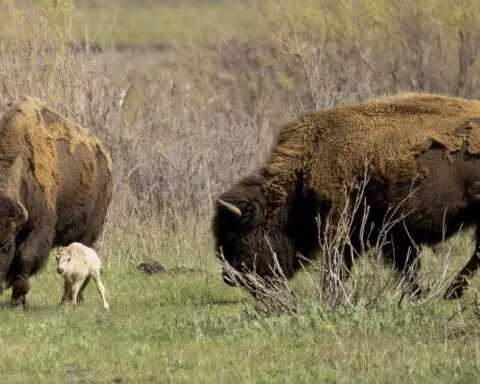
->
xmin=299 ymin=170 xmax=459 ymax=310
xmin=219 ymin=240 xmax=298 ymax=316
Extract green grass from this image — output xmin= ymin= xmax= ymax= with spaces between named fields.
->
xmin=1 ymin=233 xmax=480 ymax=383
xmin=74 ymin=3 xmax=263 ymax=46
xmin=0 ymin=2 xmax=265 ymax=47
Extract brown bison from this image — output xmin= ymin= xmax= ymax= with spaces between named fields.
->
xmin=0 ymin=96 xmax=113 ymax=308
xmin=213 ymin=93 xmax=480 ymax=300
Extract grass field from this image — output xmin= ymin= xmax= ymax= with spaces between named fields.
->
xmin=1 ymin=233 xmax=480 ymax=383
xmin=72 ymin=2 xmax=264 ymax=46
xmin=0 ymin=1 xmax=265 ymax=47
xmin=1 ymin=0 xmax=480 ymax=382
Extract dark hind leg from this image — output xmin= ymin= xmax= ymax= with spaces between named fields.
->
xmin=445 ymin=225 xmax=480 ymax=300
xmin=383 ymin=236 xmax=422 ymax=297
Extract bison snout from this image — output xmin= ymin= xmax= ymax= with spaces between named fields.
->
xmin=56 ymin=267 xmax=64 ymax=275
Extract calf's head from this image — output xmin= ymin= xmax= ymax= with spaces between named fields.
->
xmin=55 ymin=248 xmax=72 ymax=276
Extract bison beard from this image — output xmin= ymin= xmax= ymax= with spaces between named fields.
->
xmin=212 ymin=92 xmax=480 ymax=300
xmin=0 ymin=96 xmax=113 ymax=309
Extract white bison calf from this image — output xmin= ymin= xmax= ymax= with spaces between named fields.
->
xmin=55 ymin=242 xmax=109 ymax=310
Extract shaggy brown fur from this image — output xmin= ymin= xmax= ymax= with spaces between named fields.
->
xmin=213 ymin=93 xmax=480 ymax=300
xmin=0 ymin=96 xmax=114 ymax=308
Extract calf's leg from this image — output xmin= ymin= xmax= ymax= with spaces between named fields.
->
xmin=77 ymin=276 xmax=91 ymax=304
xmin=91 ymin=271 xmax=109 ymax=310
xmin=70 ymin=276 xmax=87 ymax=306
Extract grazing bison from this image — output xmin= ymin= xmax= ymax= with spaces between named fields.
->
xmin=213 ymin=93 xmax=480 ymax=300
xmin=0 ymin=96 xmax=113 ymax=308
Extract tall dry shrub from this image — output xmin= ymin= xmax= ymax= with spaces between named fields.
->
xmin=257 ymin=0 xmax=480 ymax=102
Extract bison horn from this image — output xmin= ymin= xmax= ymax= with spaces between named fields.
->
xmin=16 ymin=200 xmax=28 ymax=225
xmin=217 ymin=199 xmax=242 ymax=217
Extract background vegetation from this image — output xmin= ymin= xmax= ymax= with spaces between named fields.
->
xmin=0 ymin=0 xmax=480 ymax=382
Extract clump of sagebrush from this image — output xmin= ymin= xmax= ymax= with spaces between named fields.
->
xmin=306 ymin=172 xmax=458 ymax=310
xmin=219 ymin=248 xmax=298 ymax=316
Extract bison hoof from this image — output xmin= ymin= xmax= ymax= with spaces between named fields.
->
xmin=10 ymin=297 xmax=27 ymax=310
xmin=444 ymin=283 xmax=464 ymax=300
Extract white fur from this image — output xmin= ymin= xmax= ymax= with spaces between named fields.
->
xmin=55 ymin=242 xmax=109 ymax=311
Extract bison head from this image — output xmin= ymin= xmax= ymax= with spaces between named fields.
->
xmin=0 ymin=197 xmax=28 ymax=291
xmin=212 ymin=179 xmax=298 ymax=288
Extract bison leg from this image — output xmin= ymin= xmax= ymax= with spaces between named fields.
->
xmin=9 ymin=225 xmax=55 ymax=309
xmin=383 ymin=239 xmax=422 ymax=297
xmin=10 ymin=276 xmax=30 ymax=309
xmin=323 ymin=248 xmax=355 ymax=283
xmin=321 ymin=235 xmax=360 ymax=297
xmin=0 ymin=245 xmax=15 ymax=296
xmin=445 ymin=226 xmax=480 ymax=300
xmin=341 ymin=242 xmax=360 ymax=281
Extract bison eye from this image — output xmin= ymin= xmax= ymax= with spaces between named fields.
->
xmin=67 ymin=257 xmax=71 ymax=262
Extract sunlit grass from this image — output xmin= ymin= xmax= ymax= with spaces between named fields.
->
xmin=1 ymin=232 xmax=480 ymax=383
